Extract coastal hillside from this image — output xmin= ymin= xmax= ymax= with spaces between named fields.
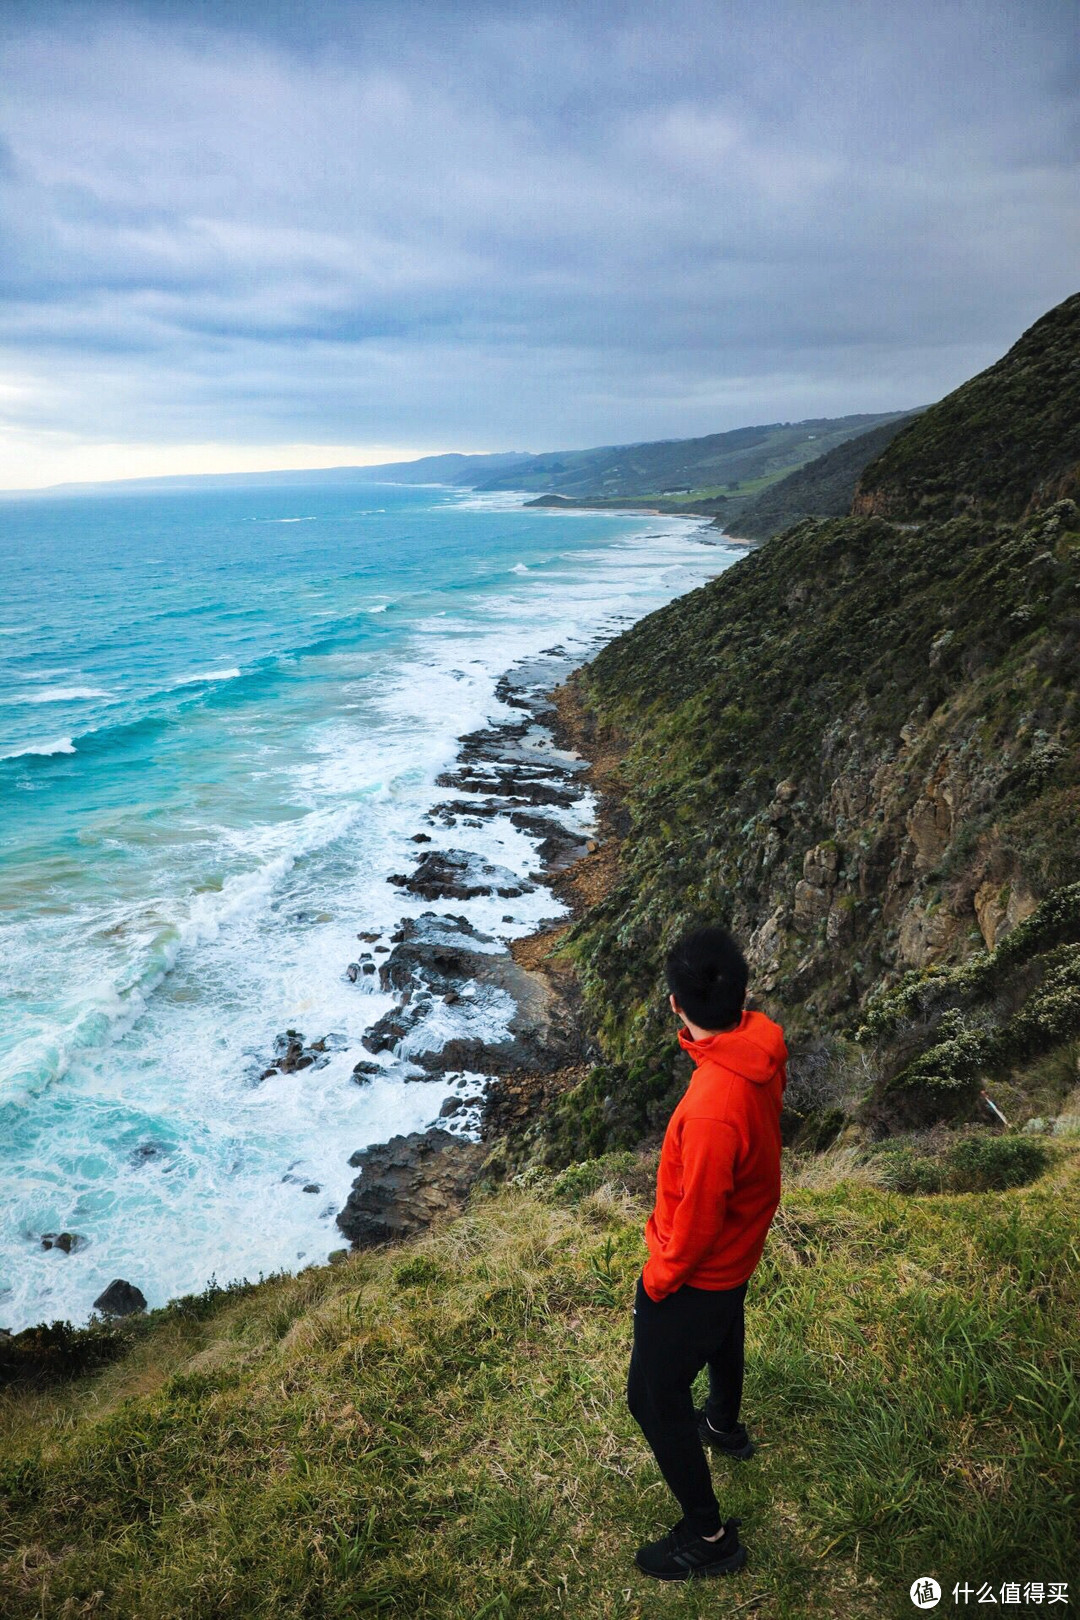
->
xmin=2 ymin=1149 xmax=1077 ymax=1616
xmin=731 ymin=412 xmax=922 ymax=541
xmin=535 ymin=292 xmax=1080 ymax=1158
xmin=853 ymin=292 xmax=1080 ymax=521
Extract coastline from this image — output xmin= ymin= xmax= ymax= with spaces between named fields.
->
xmin=521 ymin=492 xmax=759 ymax=545
xmin=1 ymin=650 xmax=618 ymax=1369
xmin=2 ymin=507 xmax=722 ymax=1352
xmin=333 ymin=647 xmax=634 ymax=1250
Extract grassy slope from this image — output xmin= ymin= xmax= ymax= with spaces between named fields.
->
xmin=853 ymin=292 xmax=1080 ymax=521
xmin=733 ymin=413 xmax=922 ymax=541
xmin=3 ymin=1149 xmax=1078 ymax=1619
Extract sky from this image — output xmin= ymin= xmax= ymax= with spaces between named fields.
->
xmin=0 ymin=0 xmax=1077 ymax=488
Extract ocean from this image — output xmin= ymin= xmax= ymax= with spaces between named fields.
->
xmin=0 ymin=480 xmax=739 ymax=1331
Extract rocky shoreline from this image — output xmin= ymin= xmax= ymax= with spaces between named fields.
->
xmin=327 ymin=653 xmax=612 ymax=1253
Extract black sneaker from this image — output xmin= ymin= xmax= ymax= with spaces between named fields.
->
xmin=696 ymin=1409 xmax=755 ymax=1459
xmin=635 ymin=1516 xmax=747 ymax=1581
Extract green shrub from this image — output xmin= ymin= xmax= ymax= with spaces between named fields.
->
xmin=945 ymin=1134 xmax=1051 ymax=1192
xmin=876 ymin=1133 xmax=1051 ymax=1195
xmin=875 ymin=1145 xmax=946 ymax=1194
xmin=393 ymin=1255 xmax=447 ymax=1288
xmin=549 ymin=1151 xmax=651 ymax=1204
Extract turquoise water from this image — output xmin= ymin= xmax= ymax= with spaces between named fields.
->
xmin=0 ymin=481 xmax=735 ymax=1329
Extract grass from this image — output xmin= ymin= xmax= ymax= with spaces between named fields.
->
xmin=2 ymin=1146 xmax=1078 ymax=1619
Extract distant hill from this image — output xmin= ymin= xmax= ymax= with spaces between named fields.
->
xmin=470 ymin=414 xmax=909 ymax=499
xmin=342 ymin=451 xmax=535 ymax=487
xmin=730 ymin=412 xmax=923 ymax=540
xmin=348 ymin=413 xmax=911 ymax=503
xmin=854 ymin=292 xmax=1080 ymax=521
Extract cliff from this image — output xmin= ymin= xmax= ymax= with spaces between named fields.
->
xmin=531 ymin=292 xmax=1080 ymax=1158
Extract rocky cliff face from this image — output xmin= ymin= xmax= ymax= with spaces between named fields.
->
xmin=527 ymin=293 xmax=1080 ymax=1162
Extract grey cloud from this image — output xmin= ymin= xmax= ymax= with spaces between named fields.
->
xmin=0 ymin=0 xmax=1077 ymax=460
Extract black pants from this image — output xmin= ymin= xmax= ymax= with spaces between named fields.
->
xmin=626 ymin=1274 xmax=747 ymax=1537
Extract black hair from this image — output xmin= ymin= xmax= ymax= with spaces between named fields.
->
xmin=665 ymin=926 xmax=748 ymax=1031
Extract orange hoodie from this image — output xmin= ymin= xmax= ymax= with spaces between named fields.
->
xmin=642 ymin=1010 xmax=788 ymax=1301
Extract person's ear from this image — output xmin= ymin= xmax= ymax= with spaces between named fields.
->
xmin=669 ymin=993 xmax=680 ymax=1018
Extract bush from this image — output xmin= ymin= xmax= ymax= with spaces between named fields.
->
xmin=876 ymin=1132 xmax=1051 ymax=1195
xmin=946 ymin=1134 xmax=1052 ymax=1192
xmin=548 ymin=1152 xmax=656 ymax=1204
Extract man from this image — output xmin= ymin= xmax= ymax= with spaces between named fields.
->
xmin=627 ymin=925 xmax=788 ymax=1581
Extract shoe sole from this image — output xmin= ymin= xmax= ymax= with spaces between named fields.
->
xmin=635 ymin=1544 xmax=748 ymax=1581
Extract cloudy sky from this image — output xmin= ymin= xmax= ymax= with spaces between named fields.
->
xmin=0 ymin=0 xmax=1077 ymax=488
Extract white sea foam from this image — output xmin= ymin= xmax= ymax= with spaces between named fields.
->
xmin=16 ymin=686 xmax=112 ymax=704
xmin=0 ymin=736 xmax=76 ymax=759
xmin=173 ymin=667 xmax=242 ymax=685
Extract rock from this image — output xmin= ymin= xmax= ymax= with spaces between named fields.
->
xmin=377 ymin=912 xmax=499 ymax=997
xmin=360 ymin=1002 xmax=426 ymax=1054
xmin=357 ymin=931 xmax=381 ymax=943
xmin=973 ymin=874 xmax=1038 ymax=951
xmin=897 ymin=904 xmax=961 ymax=967
xmin=434 ymin=772 xmax=578 ymax=810
xmin=906 ymin=777 xmax=956 ymax=871
xmin=506 ymin=810 xmax=587 ymax=868
xmin=438 ymin=1096 xmax=464 ymax=1117
xmin=792 ymin=878 xmax=832 ymax=933
xmin=336 ymin=1131 xmax=488 ymax=1248
xmin=129 ymin=1142 xmax=163 ymax=1166
xmin=346 ymin=962 xmax=361 ymax=982
xmin=803 ymin=842 xmax=840 ymax=886
xmin=410 ymin=832 xmax=432 ymax=843
xmin=302 ymin=1183 xmax=321 ymax=1194
xmin=328 ymin=1249 xmax=350 ymax=1265
xmin=41 ymin=1231 xmax=81 ymax=1254
xmin=263 ymin=1030 xmax=341 ymax=1076
xmin=388 ymin=848 xmax=531 ymax=902
xmin=352 ymin=1059 xmax=381 ymax=1083
xmin=93 ymin=1279 xmax=147 ymax=1318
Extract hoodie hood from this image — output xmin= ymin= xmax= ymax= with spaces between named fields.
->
xmin=678 ymin=1009 xmax=787 ymax=1083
